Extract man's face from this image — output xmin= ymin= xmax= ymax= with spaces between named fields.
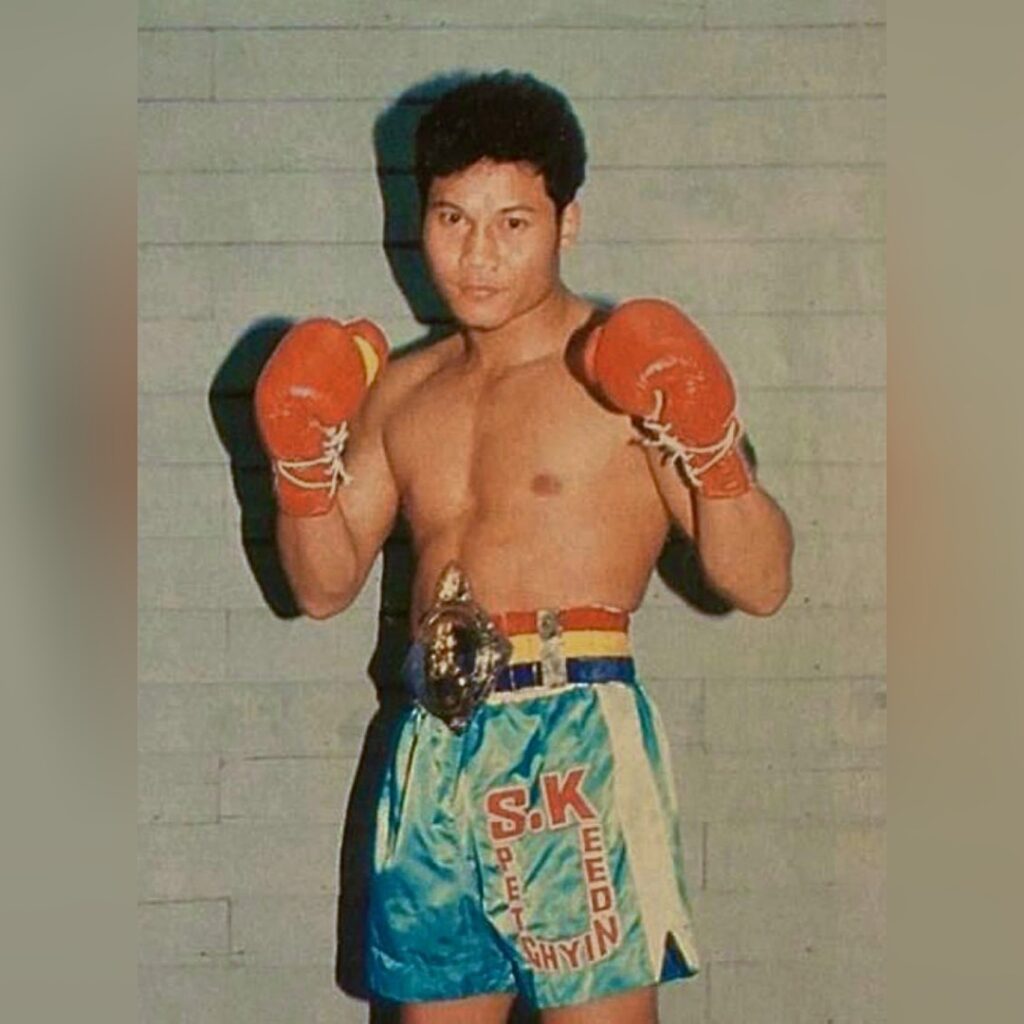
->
xmin=422 ymin=159 xmax=579 ymax=332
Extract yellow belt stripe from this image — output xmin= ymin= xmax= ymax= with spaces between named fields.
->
xmin=508 ymin=630 xmax=631 ymax=664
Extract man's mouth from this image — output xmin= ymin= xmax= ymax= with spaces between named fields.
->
xmin=459 ymin=285 xmax=501 ymax=300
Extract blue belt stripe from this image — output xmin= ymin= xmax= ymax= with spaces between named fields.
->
xmin=495 ymin=656 xmax=636 ymax=692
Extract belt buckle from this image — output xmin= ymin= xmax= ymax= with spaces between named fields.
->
xmin=404 ymin=562 xmax=511 ymax=733
xmin=537 ymin=608 xmax=568 ymax=688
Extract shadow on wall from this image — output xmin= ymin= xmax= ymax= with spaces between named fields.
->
xmin=208 ymin=315 xmax=301 ymax=618
xmin=202 ymin=71 xmax=471 ymax=1024
xmin=205 ymin=71 xmax=460 ymax=622
xmin=206 ymin=69 xmax=750 ymax=1023
xmin=373 ymin=70 xmax=461 ymax=352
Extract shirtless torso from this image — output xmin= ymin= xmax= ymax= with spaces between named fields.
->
xmin=273 ymin=155 xmax=787 ymax=635
xmin=381 ymin=323 xmax=677 ymax=623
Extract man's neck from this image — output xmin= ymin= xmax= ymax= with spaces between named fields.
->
xmin=460 ymin=288 xmax=592 ymax=372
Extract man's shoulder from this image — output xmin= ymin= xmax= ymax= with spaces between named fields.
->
xmin=381 ymin=334 xmax=460 ymax=393
xmin=372 ymin=333 xmax=462 ymax=421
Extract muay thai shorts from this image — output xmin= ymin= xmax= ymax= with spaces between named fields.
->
xmin=366 ymin=607 xmax=700 ymax=1009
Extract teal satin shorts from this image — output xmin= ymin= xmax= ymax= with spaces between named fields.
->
xmin=366 ymin=674 xmax=700 ymax=1009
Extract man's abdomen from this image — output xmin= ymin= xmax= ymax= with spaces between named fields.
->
xmin=409 ymin=508 xmax=667 ymax=623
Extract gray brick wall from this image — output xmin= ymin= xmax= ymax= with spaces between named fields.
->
xmin=139 ymin=3 xmax=885 ymax=1021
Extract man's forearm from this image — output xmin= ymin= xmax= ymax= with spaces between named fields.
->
xmin=694 ymin=487 xmax=793 ymax=616
xmin=276 ymin=504 xmax=365 ymax=619
xmin=645 ymin=449 xmax=792 ymax=615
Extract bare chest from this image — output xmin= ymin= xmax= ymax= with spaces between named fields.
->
xmin=384 ymin=360 xmax=638 ymax=525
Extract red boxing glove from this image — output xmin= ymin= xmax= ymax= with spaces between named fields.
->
xmin=254 ymin=317 xmax=389 ymax=516
xmin=582 ymin=298 xmax=752 ymax=498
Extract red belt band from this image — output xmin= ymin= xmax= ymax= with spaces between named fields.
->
xmin=492 ymin=606 xmax=630 ymax=637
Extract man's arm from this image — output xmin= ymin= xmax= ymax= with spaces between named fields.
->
xmin=254 ymin=317 xmax=399 ymax=620
xmin=276 ymin=378 xmax=399 ymax=619
xmin=583 ymin=298 xmax=793 ymax=617
xmin=645 ymin=450 xmax=793 ymax=616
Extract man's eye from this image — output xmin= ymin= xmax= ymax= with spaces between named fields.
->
xmin=506 ymin=217 xmax=527 ymax=230
xmin=439 ymin=211 xmax=461 ymax=225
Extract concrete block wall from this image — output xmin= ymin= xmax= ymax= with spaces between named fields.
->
xmin=139 ymin=3 xmax=885 ymax=1021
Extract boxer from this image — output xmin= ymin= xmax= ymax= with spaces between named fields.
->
xmin=255 ymin=72 xmax=793 ymax=1023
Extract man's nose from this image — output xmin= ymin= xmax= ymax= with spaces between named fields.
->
xmin=462 ymin=223 xmax=498 ymax=269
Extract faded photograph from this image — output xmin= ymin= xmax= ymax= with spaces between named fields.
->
xmin=139 ymin=5 xmax=885 ymax=1022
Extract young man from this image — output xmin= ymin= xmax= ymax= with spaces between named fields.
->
xmin=255 ymin=73 xmax=793 ymax=1023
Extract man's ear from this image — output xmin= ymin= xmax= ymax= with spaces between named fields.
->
xmin=558 ymin=201 xmax=581 ymax=250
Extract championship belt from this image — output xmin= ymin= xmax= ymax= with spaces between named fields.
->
xmin=403 ymin=562 xmax=512 ymax=733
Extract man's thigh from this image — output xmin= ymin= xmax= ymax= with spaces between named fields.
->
xmin=400 ymin=992 xmax=517 ymax=1024
xmin=540 ymin=985 xmax=658 ymax=1024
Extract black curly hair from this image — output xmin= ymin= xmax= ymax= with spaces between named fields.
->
xmin=414 ymin=71 xmax=587 ymax=216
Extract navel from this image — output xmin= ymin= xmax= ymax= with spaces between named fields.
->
xmin=531 ymin=472 xmax=563 ymax=496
